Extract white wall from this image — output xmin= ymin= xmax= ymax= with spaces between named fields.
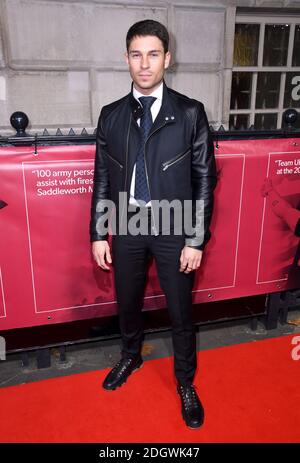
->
xmin=0 ymin=0 xmax=300 ymax=134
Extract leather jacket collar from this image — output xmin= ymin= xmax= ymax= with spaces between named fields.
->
xmin=129 ymin=80 xmax=177 ymax=129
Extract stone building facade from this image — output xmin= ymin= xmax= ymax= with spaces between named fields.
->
xmin=0 ymin=0 xmax=299 ymax=134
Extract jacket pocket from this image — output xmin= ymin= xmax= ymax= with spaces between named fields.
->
xmin=106 ymin=152 xmax=123 ymax=170
xmin=162 ymin=148 xmax=191 ymax=171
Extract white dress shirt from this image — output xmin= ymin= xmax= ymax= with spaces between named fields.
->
xmin=129 ymin=82 xmax=163 ymax=207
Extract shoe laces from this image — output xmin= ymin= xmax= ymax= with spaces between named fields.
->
xmin=112 ymin=358 xmax=133 ymax=374
xmin=179 ymin=384 xmax=199 ymax=409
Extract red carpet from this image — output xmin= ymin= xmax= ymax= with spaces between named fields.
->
xmin=0 ymin=334 xmax=299 ymax=443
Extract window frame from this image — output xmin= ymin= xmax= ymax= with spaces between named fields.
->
xmin=230 ymin=13 xmax=300 ymax=129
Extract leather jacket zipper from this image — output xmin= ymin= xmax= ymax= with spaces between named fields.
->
xmin=106 ymin=152 xmax=123 ymax=170
xmin=120 ymin=113 xmax=132 ymax=230
xmin=162 ymin=148 xmax=190 ymax=171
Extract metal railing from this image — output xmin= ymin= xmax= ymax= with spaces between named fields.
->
xmin=0 ymin=109 xmax=299 ymax=148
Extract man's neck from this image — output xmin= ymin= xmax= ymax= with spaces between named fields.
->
xmin=133 ymin=80 xmax=163 ymax=97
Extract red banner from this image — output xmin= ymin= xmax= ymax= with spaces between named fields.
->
xmin=0 ymin=139 xmax=299 ymax=330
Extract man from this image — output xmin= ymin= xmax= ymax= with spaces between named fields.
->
xmin=90 ymin=19 xmax=217 ymax=429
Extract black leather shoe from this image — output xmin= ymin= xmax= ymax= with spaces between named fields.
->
xmin=102 ymin=357 xmax=143 ymax=391
xmin=177 ymin=384 xmax=204 ymax=429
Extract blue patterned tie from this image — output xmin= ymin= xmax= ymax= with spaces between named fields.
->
xmin=135 ymin=96 xmax=156 ymax=204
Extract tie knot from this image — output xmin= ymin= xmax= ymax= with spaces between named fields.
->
xmin=139 ymin=96 xmax=156 ymax=110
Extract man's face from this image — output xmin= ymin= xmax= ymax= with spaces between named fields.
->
xmin=125 ymin=35 xmax=171 ymax=95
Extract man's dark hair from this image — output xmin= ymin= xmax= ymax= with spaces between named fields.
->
xmin=126 ymin=20 xmax=169 ymax=53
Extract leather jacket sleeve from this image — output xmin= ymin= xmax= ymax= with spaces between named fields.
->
xmin=90 ymin=109 xmax=110 ymax=242
xmin=185 ymin=102 xmax=217 ymax=251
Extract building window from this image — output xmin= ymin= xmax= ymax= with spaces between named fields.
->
xmin=230 ymin=14 xmax=300 ymax=130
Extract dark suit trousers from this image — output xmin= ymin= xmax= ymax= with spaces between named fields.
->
xmin=112 ymin=213 xmax=197 ymax=386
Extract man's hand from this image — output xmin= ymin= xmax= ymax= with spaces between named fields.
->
xmin=179 ymin=246 xmax=203 ymax=274
xmin=92 ymin=240 xmax=112 ymax=271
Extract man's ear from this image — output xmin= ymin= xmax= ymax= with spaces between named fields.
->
xmin=125 ymin=52 xmax=129 ymax=66
xmin=164 ymin=51 xmax=171 ymax=69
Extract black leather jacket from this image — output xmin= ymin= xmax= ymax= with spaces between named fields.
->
xmin=90 ymin=81 xmax=217 ymax=250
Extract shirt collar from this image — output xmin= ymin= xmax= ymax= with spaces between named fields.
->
xmin=133 ymin=81 xmax=163 ymax=104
